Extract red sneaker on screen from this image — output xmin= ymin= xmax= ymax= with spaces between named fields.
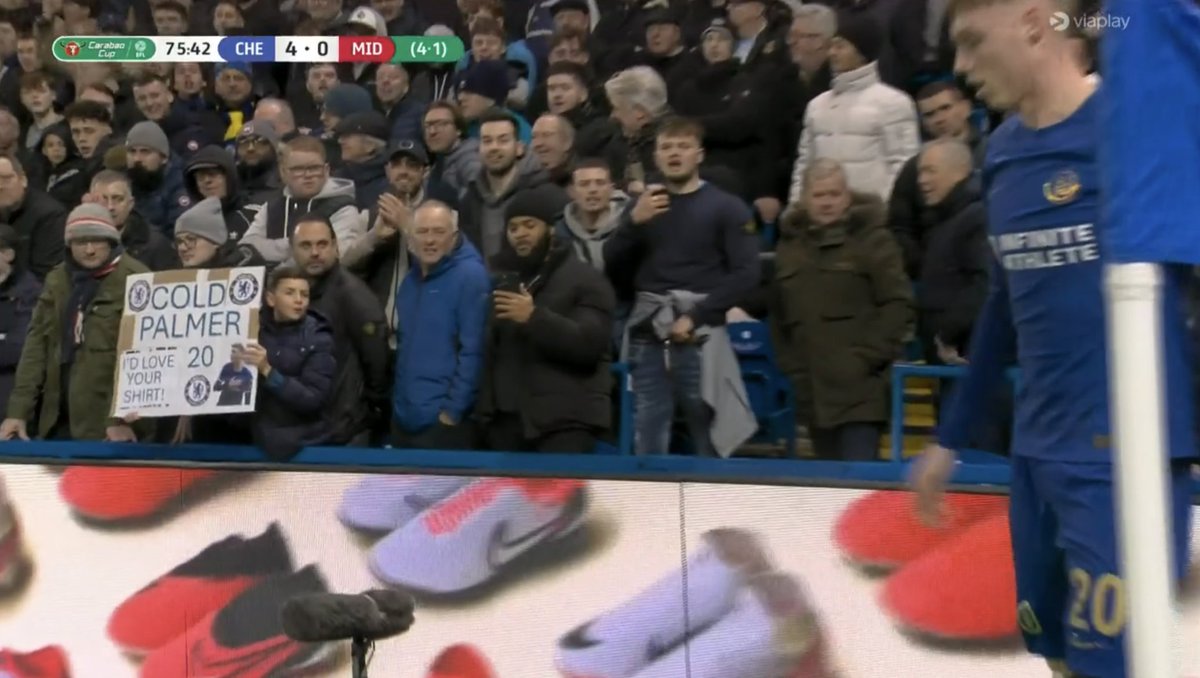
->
xmin=139 ymin=565 xmax=334 ymax=678
xmin=108 ymin=523 xmax=295 ymax=654
xmin=59 ymin=467 xmax=220 ymax=522
xmin=426 ymin=644 xmax=496 ymax=678
xmin=879 ymin=512 xmax=1017 ymax=640
xmin=0 ymin=474 xmax=30 ymax=594
xmin=833 ymin=490 xmax=1008 ymax=570
xmin=0 ymin=645 xmax=71 ymax=678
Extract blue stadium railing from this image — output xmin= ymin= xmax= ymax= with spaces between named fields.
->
xmin=0 ymin=440 xmax=1013 ymax=489
xmin=0 ymin=359 xmax=1023 ymax=491
xmin=889 ymin=363 xmax=1018 ymax=464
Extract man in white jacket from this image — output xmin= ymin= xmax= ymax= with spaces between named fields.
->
xmin=787 ymin=14 xmax=919 ymax=207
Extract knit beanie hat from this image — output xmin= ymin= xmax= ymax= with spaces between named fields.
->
xmin=215 ymin=62 xmax=254 ymax=80
xmin=65 ymin=203 xmax=121 ymax=244
xmin=323 ymin=84 xmax=375 ymax=119
xmin=461 ymin=60 xmax=511 ymax=104
xmin=504 ymin=185 xmax=569 ymax=226
xmin=835 ymin=13 xmax=883 ymax=64
xmin=126 ymin=120 xmax=171 ymax=158
xmin=174 ymin=197 xmax=228 ymax=246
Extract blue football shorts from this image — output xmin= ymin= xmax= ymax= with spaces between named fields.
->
xmin=1009 ymin=456 xmax=1193 ymax=678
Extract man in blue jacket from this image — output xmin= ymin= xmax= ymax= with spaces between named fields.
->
xmin=392 ymin=200 xmax=490 ymax=450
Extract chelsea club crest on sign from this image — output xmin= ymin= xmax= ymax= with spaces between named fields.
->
xmin=230 ymin=273 xmax=260 ymax=305
xmin=128 ymin=279 xmax=151 ymax=313
xmin=185 ymin=374 xmax=212 ymax=407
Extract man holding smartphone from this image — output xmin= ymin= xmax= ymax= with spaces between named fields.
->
xmin=603 ymin=116 xmax=760 ymax=456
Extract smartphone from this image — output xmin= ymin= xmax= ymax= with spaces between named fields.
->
xmin=493 ymin=272 xmax=522 ymax=294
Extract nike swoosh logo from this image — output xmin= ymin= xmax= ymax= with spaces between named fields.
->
xmin=559 ymin=621 xmax=601 ymax=649
xmin=190 ymin=634 xmax=294 ymax=677
xmin=486 ymin=514 xmax=569 ymax=569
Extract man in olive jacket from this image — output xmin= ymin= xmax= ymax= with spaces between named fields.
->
xmin=770 ymin=158 xmax=913 ymax=461
xmin=0 ymin=204 xmax=152 ymax=442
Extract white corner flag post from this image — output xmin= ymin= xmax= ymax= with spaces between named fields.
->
xmin=1104 ymin=263 xmax=1179 ymax=678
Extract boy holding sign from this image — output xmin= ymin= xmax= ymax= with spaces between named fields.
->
xmin=240 ymin=265 xmax=337 ymax=460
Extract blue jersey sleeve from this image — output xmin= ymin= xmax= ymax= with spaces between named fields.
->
xmin=937 ymin=255 xmax=1017 ymax=450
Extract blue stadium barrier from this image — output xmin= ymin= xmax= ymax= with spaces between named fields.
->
xmin=889 ymin=363 xmax=1018 ymax=463
xmin=0 ymin=440 xmax=1013 ymax=490
xmin=593 ymin=362 xmax=635 ymax=455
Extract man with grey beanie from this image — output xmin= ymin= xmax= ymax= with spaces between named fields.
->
xmin=125 ymin=120 xmax=192 ymax=235
xmin=0 ymin=203 xmax=151 ymax=443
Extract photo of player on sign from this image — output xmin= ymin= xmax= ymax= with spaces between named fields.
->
xmin=214 ymin=343 xmax=255 ymax=407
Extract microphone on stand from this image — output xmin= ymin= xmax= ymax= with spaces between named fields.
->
xmin=281 ymin=589 xmax=415 ymax=678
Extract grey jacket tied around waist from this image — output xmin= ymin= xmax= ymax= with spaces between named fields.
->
xmin=622 ymin=291 xmax=757 ymax=458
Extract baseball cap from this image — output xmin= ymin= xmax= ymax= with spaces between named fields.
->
xmin=334 ymin=111 xmax=390 ymax=141
xmin=702 ymin=17 xmax=734 ymax=40
xmin=346 ymin=6 xmax=386 ymax=36
xmin=238 ymin=120 xmax=281 ymax=147
xmin=551 ymin=0 xmax=589 ymax=15
xmin=388 ymin=139 xmax=429 ymax=165
xmin=643 ymin=8 xmax=680 ymax=26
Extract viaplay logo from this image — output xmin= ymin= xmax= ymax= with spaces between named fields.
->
xmin=1051 ymin=10 xmax=1130 ymax=33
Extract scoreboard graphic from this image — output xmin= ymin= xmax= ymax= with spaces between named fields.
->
xmin=51 ymin=35 xmax=464 ymax=63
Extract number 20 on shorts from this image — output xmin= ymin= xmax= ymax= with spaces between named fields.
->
xmin=1069 ymin=568 xmax=1127 ymax=637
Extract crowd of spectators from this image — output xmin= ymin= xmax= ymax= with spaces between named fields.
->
xmin=0 ymin=0 xmax=1103 ymax=460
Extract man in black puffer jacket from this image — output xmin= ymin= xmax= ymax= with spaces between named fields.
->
xmin=241 ymin=265 xmax=337 ymax=460
xmin=477 ymin=185 xmax=617 ymax=453
xmin=183 ymin=145 xmax=263 ymax=244
xmin=291 ymin=214 xmax=391 ymax=445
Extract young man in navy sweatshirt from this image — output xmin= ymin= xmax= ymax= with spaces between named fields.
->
xmin=912 ymin=1 xmax=1196 ymax=676
xmin=603 ymin=116 xmax=760 ymax=456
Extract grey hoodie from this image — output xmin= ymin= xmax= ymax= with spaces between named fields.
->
xmin=239 ymin=177 xmax=363 ymax=264
xmin=555 ymin=192 xmax=631 ymax=271
xmin=434 ymin=138 xmax=481 ymax=194
xmin=460 ymin=153 xmax=564 ymax=261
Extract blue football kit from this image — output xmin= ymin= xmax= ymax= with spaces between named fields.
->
xmin=938 ymin=91 xmax=1196 ymax=677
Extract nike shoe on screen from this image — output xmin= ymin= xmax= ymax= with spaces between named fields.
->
xmin=338 ymin=474 xmax=475 ymax=533
xmin=138 ymin=565 xmax=334 ymax=678
xmin=425 ymin=644 xmax=497 ymax=678
xmin=0 ymin=645 xmax=70 ymax=678
xmin=0 ymin=474 xmax=29 ymax=593
xmin=627 ymin=573 xmax=833 ymax=678
xmin=369 ymin=478 xmax=588 ymax=594
xmin=555 ymin=528 xmax=773 ymax=678
xmin=108 ymin=522 xmax=295 ymax=654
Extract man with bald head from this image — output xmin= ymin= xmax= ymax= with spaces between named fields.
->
xmin=530 ymin=114 xmax=575 ymax=187
xmin=914 ymin=138 xmax=988 ymax=366
xmin=253 ymin=98 xmax=299 ymax=141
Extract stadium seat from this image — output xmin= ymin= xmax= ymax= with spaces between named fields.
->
xmin=728 ymin=322 xmax=798 ymax=455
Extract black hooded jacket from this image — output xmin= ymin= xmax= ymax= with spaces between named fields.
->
xmin=122 ymin=211 xmax=179 ymax=272
xmin=184 ymin=145 xmax=262 ymax=244
xmin=35 ymin=122 xmax=89 ymax=209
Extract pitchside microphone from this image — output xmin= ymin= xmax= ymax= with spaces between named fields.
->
xmin=281 ymin=589 xmax=415 ymax=642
